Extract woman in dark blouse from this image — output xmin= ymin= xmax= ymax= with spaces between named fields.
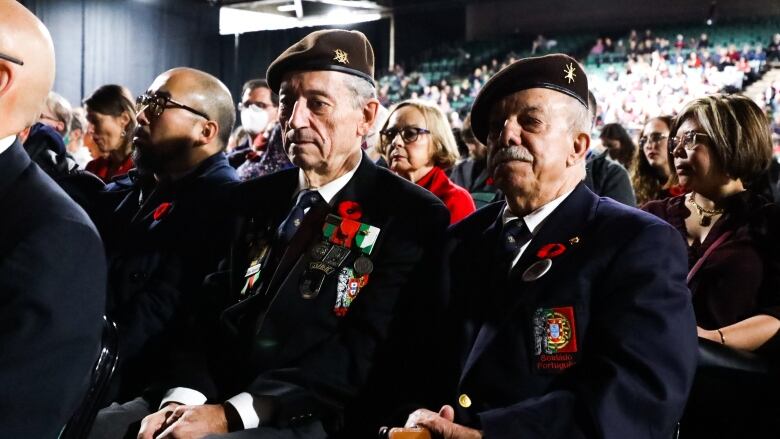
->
xmin=643 ymin=94 xmax=780 ymax=352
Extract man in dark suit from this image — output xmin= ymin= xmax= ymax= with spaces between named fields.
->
xmin=0 ymin=2 xmax=106 ymax=436
xmin=90 ymin=68 xmax=239 ymax=407
xmin=405 ymin=54 xmax=698 ymax=438
xmin=131 ymin=30 xmax=449 ymax=438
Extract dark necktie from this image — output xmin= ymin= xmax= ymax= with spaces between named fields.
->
xmin=277 ymin=189 xmax=325 ymax=243
xmin=501 ymin=218 xmax=532 ymax=262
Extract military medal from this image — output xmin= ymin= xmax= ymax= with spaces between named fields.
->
xmin=353 ymin=255 xmax=374 ymax=276
xmin=310 ymin=242 xmax=330 ymax=260
xmin=522 ymin=258 xmax=552 ymax=282
xmin=240 ymin=240 xmax=271 ymax=297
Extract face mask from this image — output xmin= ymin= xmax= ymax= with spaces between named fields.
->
xmin=240 ymin=106 xmax=269 ymax=135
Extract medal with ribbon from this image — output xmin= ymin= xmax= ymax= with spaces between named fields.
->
xmin=298 ymin=201 xmax=380 ymax=316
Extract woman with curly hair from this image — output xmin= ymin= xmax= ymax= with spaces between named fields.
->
xmin=631 ymin=116 xmax=682 ymax=205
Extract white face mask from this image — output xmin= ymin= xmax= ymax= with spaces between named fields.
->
xmin=240 ymin=105 xmax=269 ymax=135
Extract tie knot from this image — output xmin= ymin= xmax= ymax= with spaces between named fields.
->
xmin=501 ymin=218 xmax=530 ymax=257
xmin=296 ymin=189 xmax=324 ymax=209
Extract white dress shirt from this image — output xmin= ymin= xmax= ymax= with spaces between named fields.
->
xmin=500 ymin=188 xmax=576 ymax=268
xmin=0 ymin=135 xmax=16 ymax=156
xmin=161 ymin=155 xmax=363 ymax=429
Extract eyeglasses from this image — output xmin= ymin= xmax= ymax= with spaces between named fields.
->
xmin=638 ymin=132 xmax=668 ymax=148
xmin=380 ymin=126 xmax=431 ymax=144
xmin=669 ymin=131 xmax=709 ymax=151
xmin=136 ymin=93 xmax=209 ymax=120
xmin=237 ymin=101 xmax=272 ymax=111
xmin=0 ymin=52 xmax=24 ymax=66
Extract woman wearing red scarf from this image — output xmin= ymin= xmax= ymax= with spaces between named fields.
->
xmin=378 ymin=100 xmax=475 ymax=224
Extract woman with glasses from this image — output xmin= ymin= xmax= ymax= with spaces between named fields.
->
xmin=644 ymin=93 xmax=780 ymax=437
xmin=83 ymin=85 xmax=137 ymax=182
xmin=631 ymin=115 xmax=681 ymax=205
xmin=378 ymin=99 xmax=475 ymax=224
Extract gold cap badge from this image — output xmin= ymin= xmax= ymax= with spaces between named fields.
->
xmin=564 ymin=63 xmax=576 ymax=84
xmin=333 ymin=49 xmax=349 ymax=64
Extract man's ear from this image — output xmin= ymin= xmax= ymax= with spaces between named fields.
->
xmin=0 ymin=63 xmax=15 ymax=99
xmin=568 ymin=132 xmax=590 ymax=167
xmin=357 ymin=99 xmax=380 ymax=137
xmin=195 ymin=120 xmax=219 ymax=147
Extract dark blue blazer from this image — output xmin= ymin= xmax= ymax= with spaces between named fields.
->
xmin=162 ymin=155 xmax=450 ymax=437
xmin=97 ymin=152 xmax=238 ymax=402
xmin=0 ymin=140 xmax=106 ymax=436
xmin=438 ymin=182 xmax=697 ymax=439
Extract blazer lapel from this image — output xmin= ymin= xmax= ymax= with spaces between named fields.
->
xmin=0 ymin=140 xmax=31 ymax=201
xmin=459 ymin=209 xmax=506 ymax=383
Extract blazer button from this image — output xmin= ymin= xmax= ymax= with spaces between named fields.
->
xmin=458 ymin=393 xmax=472 ymax=408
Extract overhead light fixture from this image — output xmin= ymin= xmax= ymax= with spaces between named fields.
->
xmin=220 ymin=3 xmax=387 ymax=34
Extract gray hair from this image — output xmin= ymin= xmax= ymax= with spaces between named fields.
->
xmin=569 ymin=101 xmax=592 ymax=136
xmin=45 ymin=91 xmax=72 ymax=136
xmin=341 ymin=74 xmax=377 ymax=110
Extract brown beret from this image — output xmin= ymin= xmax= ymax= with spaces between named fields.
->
xmin=266 ymin=29 xmax=375 ymax=92
xmin=470 ymin=53 xmax=589 ymax=144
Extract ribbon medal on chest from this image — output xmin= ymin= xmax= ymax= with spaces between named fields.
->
xmin=300 ymin=201 xmax=379 ymax=316
xmin=240 ymin=231 xmax=272 ymax=298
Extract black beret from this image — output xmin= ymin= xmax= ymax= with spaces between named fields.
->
xmin=470 ymin=53 xmax=588 ymax=144
xmin=266 ymin=29 xmax=375 ymax=92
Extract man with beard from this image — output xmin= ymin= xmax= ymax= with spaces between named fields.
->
xmin=91 ymin=67 xmax=238 ymax=417
xmin=404 ymin=54 xmax=697 ymax=438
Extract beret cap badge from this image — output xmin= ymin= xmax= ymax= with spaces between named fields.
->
xmin=333 ymin=49 xmax=349 ymax=64
xmin=564 ymin=63 xmax=576 ymax=84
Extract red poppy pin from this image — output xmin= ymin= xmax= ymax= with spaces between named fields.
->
xmin=536 ymin=242 xmax=566 ymax=259
xmin=153 ymin=202 xmax=173 ymax=221
xmin=337 ymin=201 xmax=363 ymax=220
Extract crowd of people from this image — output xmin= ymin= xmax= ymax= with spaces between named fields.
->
xmin=3 ymin=1 xmax=780 ymax=437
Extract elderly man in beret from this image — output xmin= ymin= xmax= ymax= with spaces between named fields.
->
xmin=126 ymin=29 xmax=448 ymax=439
xmin=405 ymin=54 xmax=698 ymax=438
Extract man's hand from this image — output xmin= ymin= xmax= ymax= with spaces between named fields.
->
xmin=137 ymin=403 xmax=181 ymax=439
xmin=152 ymin=404 xmax=229 ymax=439
xmin=405 ymin=405 xmax=482 ymax=439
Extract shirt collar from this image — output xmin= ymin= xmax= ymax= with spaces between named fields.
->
xmin=0 ymin=135 xmax=16 ymax=156
xmin=501 ymin=187 xmax=576 ymax=235
xmin=296 ymin=153 xmax=362 ymax=204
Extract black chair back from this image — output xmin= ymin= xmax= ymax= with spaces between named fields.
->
xmin=60 ymin=316 xmax=119 ymax=439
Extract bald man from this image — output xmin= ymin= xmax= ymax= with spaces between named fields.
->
xmin=89 ymin=67 xmax=238 ymax=429
xmin=0 ymin=1 xmax=107 ymax=436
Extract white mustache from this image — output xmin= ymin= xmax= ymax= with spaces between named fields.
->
xmin=490 ymin=145 xmax=534 ymax=168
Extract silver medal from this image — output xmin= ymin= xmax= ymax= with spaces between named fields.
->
xmin=522 ymin=258 xmax=552 ymax=282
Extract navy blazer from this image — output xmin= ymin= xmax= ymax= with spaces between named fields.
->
xmin=437 ymin=182 xmax=697 ymax=439
xmin=0 ymin=140 xmax=106 ymax=436
xmin=97 ymin=152 xmax=239 ymax=402
xmin=163 ymin=154 xmax=450 ymax=436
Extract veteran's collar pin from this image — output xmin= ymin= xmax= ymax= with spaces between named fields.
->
xmin=522 ymin=258 xmax=552 ymax=282
xmin=334 ymin=49 xmax=349 ymax=64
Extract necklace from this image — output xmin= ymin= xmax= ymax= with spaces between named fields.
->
xmin=687 ymin=192 xmax=724 ymax=226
